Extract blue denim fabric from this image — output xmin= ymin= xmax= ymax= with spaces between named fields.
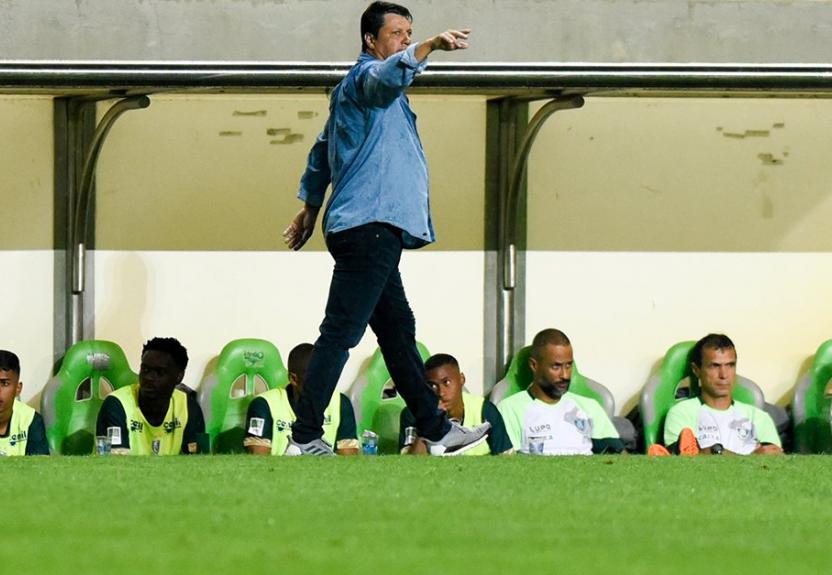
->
xmin=297 ymin=44 xmax=435 ymax=249
xmin=291 ymin=223 xmax=450 ymax=443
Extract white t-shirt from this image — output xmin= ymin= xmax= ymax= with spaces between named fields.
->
xmin=498 ymin=391 xmax=618 ymax=456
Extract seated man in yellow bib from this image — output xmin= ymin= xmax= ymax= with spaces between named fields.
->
xmin=399 ymin=353 xmax=513 ymax=455
xmin=96 ymin=338 xmax=205 ymax=455
xmin=244 ymin=343 xmax=359 ymax=455
xmin=0 ymin=350 xmax=49 ymax=456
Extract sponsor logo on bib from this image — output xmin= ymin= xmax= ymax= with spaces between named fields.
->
xmin=248 ymin=417 xmax=265 ymax=437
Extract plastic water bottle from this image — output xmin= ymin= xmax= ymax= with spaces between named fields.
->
xmin=361 ymin=430 xmax=378 ymax=455
xmin=96 ymin=435 xmax=111 ymax=455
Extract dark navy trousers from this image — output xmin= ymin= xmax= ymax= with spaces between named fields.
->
xmin=291 ymin=223 xmax=450 ymax=443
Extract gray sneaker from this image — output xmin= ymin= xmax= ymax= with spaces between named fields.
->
xmin=284 ymin=437 xmax=335 ymax=456
xmin=424 ymin=420 xmax=491 ymax=456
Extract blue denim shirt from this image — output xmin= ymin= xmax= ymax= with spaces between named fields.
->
xmin=297 ymin=44 xmax=435 ymax=249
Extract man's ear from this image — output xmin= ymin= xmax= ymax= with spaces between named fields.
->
xmin=288 ymin=372 xmax=299 ymax=387
xmin=459 ymin=372 xmax=466 ymax=386
xmin=528 ymin=356 xmax=537 ymax=373
xmin=690 ymin=362 xmax=701 ymax=379
xmin=364 ymin=33 xmax=375 ymax=49
xmin=15 ymin=381 xmax=22 ymax=399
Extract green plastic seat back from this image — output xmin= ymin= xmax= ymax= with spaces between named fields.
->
xmin=490 ymin=346 xmax=611 ymax=412
xmin=197 ymin=339 xmax=288 ymax=453
xmin=640 ymin=340 xmax=761 ymax=448
xmin=349 ymin=342 xmax=431 ymax=455
xmin=792 ymin=339 xmax=832 ymax=453
xmin=40 ymin=340 xmax=137 ymax=455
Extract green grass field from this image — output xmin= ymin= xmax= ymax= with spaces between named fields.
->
xmin=3 ymin=455 xmax=831 ymax=575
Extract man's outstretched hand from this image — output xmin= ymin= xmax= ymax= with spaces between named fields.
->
xmin=282 ymin=205 xmax=320 ymax=251
xmin=416 ymin=29 xmax=471 ymax=61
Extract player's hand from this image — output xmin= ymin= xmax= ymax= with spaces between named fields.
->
xmin=430 ymin=29 xmax=471 ymax=52
xmin=282 ymin=205 xmax=319 ymax=251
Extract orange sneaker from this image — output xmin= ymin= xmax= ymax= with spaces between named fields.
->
xmin=647 ymin=444 xmax=671 ymax=457
xmin=678 ymin=428 xmax=700 ymax=456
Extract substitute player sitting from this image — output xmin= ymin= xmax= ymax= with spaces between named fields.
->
xmin=662 ymin=334 xmax=782 ymax=456
xmin=96 ymin=337 xmax=205 ymax=455
xmin=244 ymin=343 xmax=359 ymax=455
xmin=399 ymin=353 xmax=513 ymax=455
xmin=498 ymin=329 xmax=624 ymax=455
xmin=0 ymin=350 xmax=49 ymax=456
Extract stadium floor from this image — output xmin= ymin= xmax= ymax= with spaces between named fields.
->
xmin=3 ymin=455 xmax=830 ymax=575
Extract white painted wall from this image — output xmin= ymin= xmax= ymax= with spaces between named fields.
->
xmin=0 ymin=252 xmax=54 ymax=403
xmin=92 ymin=250 xmax=485 ymax=394
xmin=526 ymin=252 xmax=832 ymax=413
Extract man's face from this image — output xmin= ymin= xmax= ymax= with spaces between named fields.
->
xmin=0 ymin=369 xmax=21 ymax=420
xmin=693 ymin=346 xmax=737 ymax=400
xmin=529 ymin=344 xmax=573 ymax=401
xmin=366 ymin=13 xmax=413 ymax=60
xmin=138 ymin=351 xmax=182 ymax=402
xmin=426 ymin=363 xmax=465 ymax=414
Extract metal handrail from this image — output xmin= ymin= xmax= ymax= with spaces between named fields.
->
xmin=2 ymin=61 xmax=832 ymax=95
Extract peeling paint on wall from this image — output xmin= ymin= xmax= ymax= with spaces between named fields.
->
xmin=758 ymin=152 xmax=784 ymax=166
xmin=270 ymin=135 xmax=304 ymax=145
xmin=267 ymin=127 xmax=304 ymax=144
xmin=721 ymin=129 xmax=770 ymax=139
xmin=232 ymin=110 xmax=267 ymax=117
xmin=297 ymin=111 xmax=318 ymax=119
xmin=218 ymin=130 xmax=242 ymax=136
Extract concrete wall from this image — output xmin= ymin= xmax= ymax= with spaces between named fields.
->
xmin=1 ymin=0 xmax=831 ymax=63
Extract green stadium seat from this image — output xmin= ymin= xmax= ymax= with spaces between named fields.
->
xmin=639 ymin=340 xmax=765 ymax=449
xmin=197 ymin=339 xmax=288 ymax=453
xmin=40 ymin=340 xmax=137 ymax=455
xmin=489 ymin=345 xmax=636 ymax=449
xmin=791 ymin=339 xmax=832 ymax=453
xmin=348 ymin=342 xmax=431 ymax=455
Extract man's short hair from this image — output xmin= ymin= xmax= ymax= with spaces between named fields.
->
xmin=360 ymin=1 xmax=412 ymax=52
xmin=288 ymin=343 xmax=315 ymax=377
xmin=690 ymin=333 xmax=735 ymax=367
xmin=0 ymin=350 xmax=20 ymax=375
xmin=424 ymin=353 xmax=459 ymax=372
xmin=142 ymin=337 xmax=188 ymax=371
xmin=530 ymin=329 xmax=572 ymax=360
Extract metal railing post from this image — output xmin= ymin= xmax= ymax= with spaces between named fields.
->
xmin=68 ymin=95 xmax=150 ymax=345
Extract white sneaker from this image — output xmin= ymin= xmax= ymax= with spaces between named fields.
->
xmin=424 ymin=421 xmax=491 ymax=456
xmin=284 ymin=437 xmax=335 ymax=456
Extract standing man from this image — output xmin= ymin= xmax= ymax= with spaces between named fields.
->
xmin=0 ymin=350 xmax=49 ymax=456
xmin=282 ymin=2 xmax=489 ymax=456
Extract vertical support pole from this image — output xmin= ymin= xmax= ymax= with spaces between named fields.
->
xmin=484 ymin=96 xmax=584 ymax=395
xmin=483 ymin=98 xmax=528 ymax=394
xmin=53 ymin=98 xmax=96 ymax=363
